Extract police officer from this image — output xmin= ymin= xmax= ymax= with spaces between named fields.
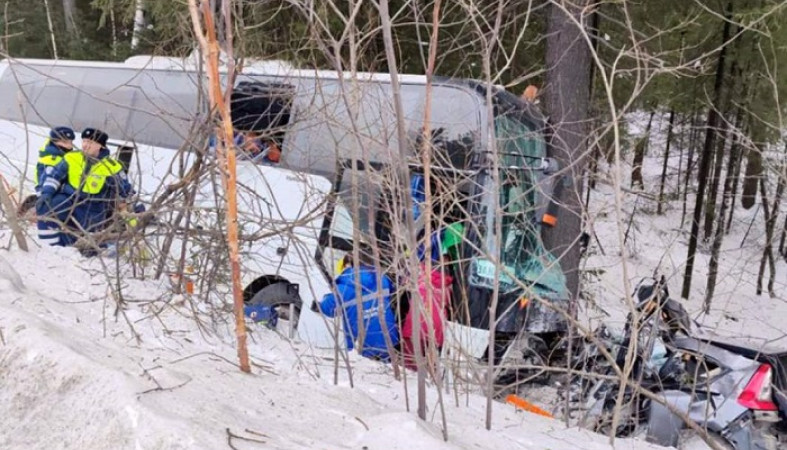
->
xmin=34 ymin=127 xmax=76 ymax=246
xmin=35 ymin=126 xmax=76 ymax=191
xmin=37 ymin=128 xmax=134 ymax=247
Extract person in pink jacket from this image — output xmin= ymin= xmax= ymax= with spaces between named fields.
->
xmin=401 ymin=222 xmax=463 ymax=371
xmin=401 ymin=265 xmax=452 ymax=370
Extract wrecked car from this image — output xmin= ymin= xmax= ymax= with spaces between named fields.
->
xmin=564 ymin=276 xmax=787 ymax=450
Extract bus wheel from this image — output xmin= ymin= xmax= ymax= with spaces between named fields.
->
xmin=247 ymin=280 xmax=302 ymax=331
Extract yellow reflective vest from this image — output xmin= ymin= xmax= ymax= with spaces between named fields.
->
xmin=35 ymin=140 xmax=65 ymax=186
xmin=65 ymin=151 xmax=125 ymax=195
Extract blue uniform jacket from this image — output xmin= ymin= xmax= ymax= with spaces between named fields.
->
xmin=36 ymin=141 xmax=70 ymax=191
xmin=317 ymin=266 xmax=399 ymax=361
xmin=39 ymin=148 xmax=134 ymax=231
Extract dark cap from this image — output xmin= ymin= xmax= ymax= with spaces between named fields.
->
xmin=50 ymin=126 xmax=75 ymax=141
xmin=81 ymin=128 xmax=108 ymax=146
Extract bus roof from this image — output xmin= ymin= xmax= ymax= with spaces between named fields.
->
xmin=1 ymin=55 xmax=443 ymax=86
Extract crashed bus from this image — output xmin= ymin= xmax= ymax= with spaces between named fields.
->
xmin=0 ymin=55 xmax=570 ymax=365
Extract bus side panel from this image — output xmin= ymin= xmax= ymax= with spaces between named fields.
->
xmin=0 ymin=62 xmax=201 ymax=151
xmin=241 ymin=75 xmax=485 ymax=180
xmin=0 ymin=121 xmax=52 ymax=194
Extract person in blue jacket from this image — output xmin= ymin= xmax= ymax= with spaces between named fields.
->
xmin=34 ymin=126 xmax=76 ymax=246
xmin=35 ymin=126 xmax=76 ymax=191
xmin=312 ymin=251 xmax=399 ymax=362
xmin=37 ymin=128 xmax=134 ymax=247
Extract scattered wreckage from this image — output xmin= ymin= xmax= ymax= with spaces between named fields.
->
xmin=546 ymin=277 xmax=787 ymax=449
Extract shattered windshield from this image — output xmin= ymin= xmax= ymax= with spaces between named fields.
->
xmin=470 ymin=112 xmax=567 ymax=298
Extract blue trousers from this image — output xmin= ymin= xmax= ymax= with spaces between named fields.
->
xmin=36 ymin=193 xmax=77 ymax=246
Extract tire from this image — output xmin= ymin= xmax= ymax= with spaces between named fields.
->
xmin=248 ymin=281 xmax=302 ymax=329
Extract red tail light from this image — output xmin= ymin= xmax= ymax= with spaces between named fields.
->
xmin=738 ymin=364 xmax=778 ymax=411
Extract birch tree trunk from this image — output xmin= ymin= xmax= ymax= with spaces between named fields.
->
xmin=756 ymin=170 xmax=783 ymax=297
xmin=42 ymin=0 xmax=58 ymax=59
xmin=62 ymin=0 xmax=79 ymax=36
xmin=131 ymin=0 xmax=145 ymax=49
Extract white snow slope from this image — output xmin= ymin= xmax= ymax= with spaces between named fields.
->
xmin=3 ymin=111 xmax=785 ymax=449
xmin=582 ymin=112 xmax=787 ymax=348
xmin=0 ymin=244 xmax=658 ymax=450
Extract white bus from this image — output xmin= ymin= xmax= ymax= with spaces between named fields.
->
xmin=0 ymin=55 xmax=570 ymax=360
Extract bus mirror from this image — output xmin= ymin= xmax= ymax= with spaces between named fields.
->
xmin=542 ymin=158 xmax=560 ymax=175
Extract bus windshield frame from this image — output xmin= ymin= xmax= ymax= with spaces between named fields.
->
xmin=467 ymin=93 xmax=568 ymax=298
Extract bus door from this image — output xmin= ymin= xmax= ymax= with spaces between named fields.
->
xmin=315 ymin=159 xmax=389 ymax=285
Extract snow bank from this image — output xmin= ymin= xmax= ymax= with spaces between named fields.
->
xmin=0 ymin=245 xmax=658 ymax=449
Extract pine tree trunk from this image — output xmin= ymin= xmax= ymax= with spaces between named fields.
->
xmin=657 ymin=109 xmax=676 ymax=215
xmin=704 ymin=117 xmax=741 ymax=312
xmin=742 ymin=146 xmax=762 ymax=210
xmin=767 ymin=161 xmax=785 ymax=295
xmin=676 ymin=115 xmax=685 ymax=200
xmin=588 ymin=142 xmax=599 ymax=190
xmin=755 ymin=170 xmax=782 ymax=297
xmin=585 ymin=140 xmax=598 ymax=209
xmin=725 ymin=115 xmax=748 ymax=234
xmin=584 ymin=2 xmax=601 ymax=199
xmin=755 ymin=178 xmax=769 ymax=296
xmin=681 ymin=110 xmax=700 ymax=228
xmin=587 ymin=2 xmax=600 ymax=96
xmin=631 ymin=110 xmax=654 ymax=189
xmin=726 ymin=139 xmax=743 ymax=233
xmin=681 ymin=2 xmax=733 ymax=299
xmin=703 ymin=118 xmax=731 ymax=240
xmin=542 ymin=0 xmax=592 ymax=305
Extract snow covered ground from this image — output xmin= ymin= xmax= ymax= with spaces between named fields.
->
xmin=2 ymin=111 xmax=785 ymax=449
xmin=0 ymin=244 xmax=659 ymax=449
xmin=583 ymin=113 xmax=787 ymax=349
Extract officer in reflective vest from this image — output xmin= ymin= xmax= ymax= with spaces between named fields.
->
xmin=34 ymin=127 xmax=77 ymax=246
xmin=37 ymin=128 xmax=134 ymax=247
xmin=35 ymin=126 xmax=76 ymax=192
